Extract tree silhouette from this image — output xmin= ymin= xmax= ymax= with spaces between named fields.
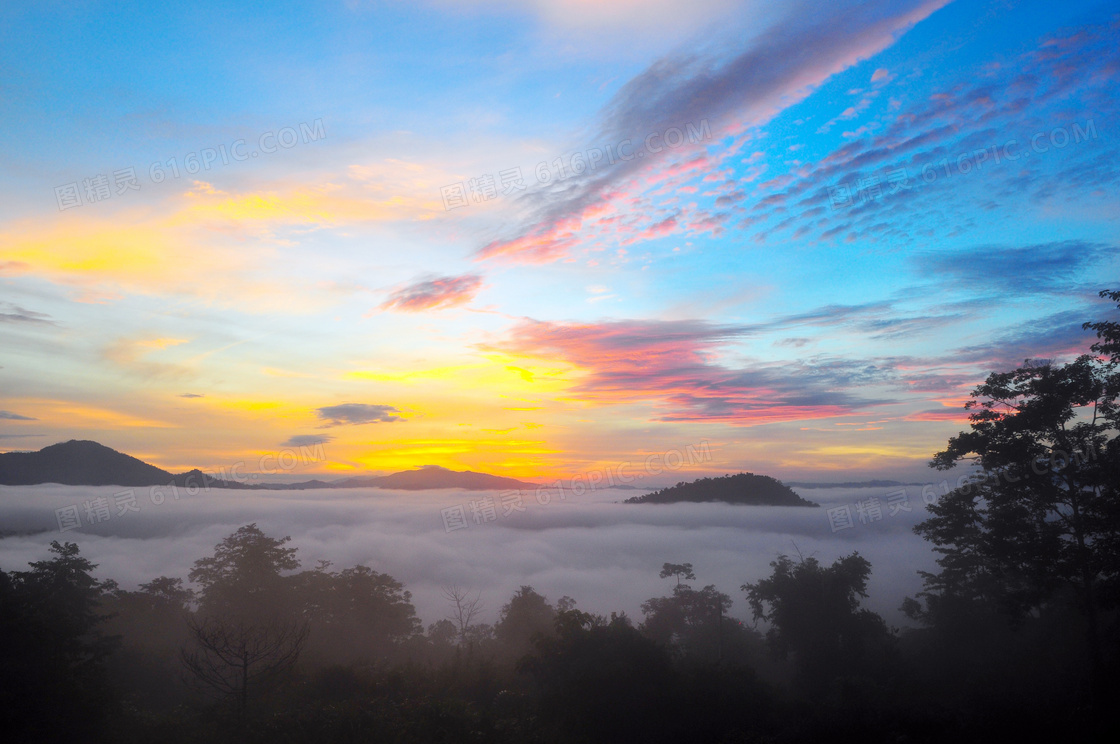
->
xmin=495 ymin=585 xmax=556 ymax=660
xmin=910 ymin=290 xmax=1120 ymax=704
xmin=182 ymin=524 xmax=308 ymax=718
xmin=642 ymin=565 xmax=732 ymax=662
xmin=442 ymin=584 xmax=484 ymax=647
xmin=296 ymin=562 xmax=421 ymax=663
xmin=521 ymin=610 xmax=681 ymax=744
xmin=743 ymin=553 xmax=891 ymax=695
xmin=0 ymin=542 xmax=118 ymax=742
xmin=181 ymin=614 xmax=309 ymax=716
xmin=659 ymin=562 xmax=696 ymax=587
xmin=189 ymin=523 xmax=300 ymax=618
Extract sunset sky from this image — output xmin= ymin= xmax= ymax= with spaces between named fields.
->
xmin=1 ymin=0 xmax=1117 ymax=482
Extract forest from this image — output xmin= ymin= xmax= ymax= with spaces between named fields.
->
xmin=1 ymin=290 xmax=1118 ymax=744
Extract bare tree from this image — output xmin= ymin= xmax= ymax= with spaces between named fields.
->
xmin=181 ymin=614 xmax=309 ymax=716
xmin=441 ymin=585 xmax=483 ymax=646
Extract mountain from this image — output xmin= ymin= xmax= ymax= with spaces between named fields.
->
xmin=0 ymin=440 xmax=538 ymax=491
xmin=334 ymin=465 xmax=538 ymax=491
xmin=0 ymin=440 xmax=174 ymax=486
xmin=167 ymin=469 xmax=255 ymax=490
xmin=269 ymin=479 xmax=336 ymax=490
xmin=784 ymin=479 xmax=919 ymax=489
xmin=625 ymin=472 xmax=818 ymax=506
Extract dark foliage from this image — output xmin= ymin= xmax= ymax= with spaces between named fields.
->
xmin=625 ymin=471 xmax=818 ymax=506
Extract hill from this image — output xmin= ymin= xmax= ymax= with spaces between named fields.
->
xmin=784 ymin=479 xmax=918 ymax=489
xmin=0 ymin=440 xmax=174 ymax=486
xmin=336 ymin=465 xmax=538 ymax=491
xmin=625 ymin=472 xmax=818 ymax=506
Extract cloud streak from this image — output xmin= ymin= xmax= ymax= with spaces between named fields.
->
xmin=912 ymin=241 xmax=1114 ymax=294
xmin=0 ymin=303 xmax=55 ymax=325
xmin=380 ymin=274 xmax=484 ymax=312
xmin=316 ymin=403 xmax=405 ymax=426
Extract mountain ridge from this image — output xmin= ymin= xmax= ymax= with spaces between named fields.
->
xmin=0 ymin=440 xmax=537 ymax=491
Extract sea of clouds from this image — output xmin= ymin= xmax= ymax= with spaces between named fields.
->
xmin=0 ymin=483 xmax=939 ymax=627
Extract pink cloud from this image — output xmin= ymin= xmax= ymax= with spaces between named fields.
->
xmin=492 ymin=318 xmax=879 ymax=425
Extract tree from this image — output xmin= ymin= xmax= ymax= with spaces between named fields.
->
xmin=100 ymin=575 xmax=195 ymax=710
xmin=189 ymin=523 xmax=300 ymax=617
xmin=520 ymin=610 xmax=682 ymax=744
xmin=181 ymin=614 xmax=309 ymax=717
xmin=182 ymin=525 xmax=308 ymax=717
xmin=442 ymin=584 xmax=484 ymax=647
xmin=0 ymin=542 xmax=118 ymax=742
xmin=642 ymin=565 xmax=733 ymax=662
xmin=296 ymin=563 xmax=421 ymax=664
xmin=659 ymin=562 xmax=696 ymax=587
xmin=138 ymin=575 xmax=195 ymax=610
xmin=495 ymin=585 xmax=556 ymax=660
xmin=1084 ymin=289 xmax=1120 ymax=362
xmin=427 ymin=618 xmax=458 ymax=648
xmin=909 ymin=291 xmax=1120 ymax=703
xmin=743 ymin=553 xmax=892 ymax=695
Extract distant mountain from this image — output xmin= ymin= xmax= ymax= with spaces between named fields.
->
xmin=0 ymin=440 xmax=174 ymax=486
xmin=784 ymin=480 xmax=920 ymax=489
xmin=269 ymin=479 xmax=336 ymax=490
xmin=335 ymin=465 xmax=537 ymax=491
xmin=625 ymin=472 xmax=818 ymax=506
xmin=167 ymin=469 xmax=256 ymax=490
xmin=0 ymin=440 xmax=538 ymax=491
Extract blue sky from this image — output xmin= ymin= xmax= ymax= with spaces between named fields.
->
xmin=1 ymin=0 xmax=1117 ymax=481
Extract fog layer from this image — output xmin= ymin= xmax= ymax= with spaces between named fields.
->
xmin=0 ymin=484 xmax=936 ymax=625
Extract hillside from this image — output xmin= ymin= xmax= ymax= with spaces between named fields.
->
xmin=625 ymin=472 xmax=818 ymax=506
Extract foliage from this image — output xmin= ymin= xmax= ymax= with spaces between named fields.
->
xmin=743 ymin=553 xmax=893 ymax=694
xmin=910 ymin=290 xmax=1120 ymax=702
xmin=494 ymin=585 xmax=556 ymax=661
xmin=189 ymin=523 xmax=300 ymax=618
xmin=0 ymin=541 xmax=118 ymax=743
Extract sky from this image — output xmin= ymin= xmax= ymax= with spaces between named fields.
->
xmin=1 ymin=0 xmax=1118 ymax=483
